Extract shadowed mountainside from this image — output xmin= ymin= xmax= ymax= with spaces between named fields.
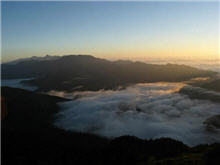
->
xmin=2 ymin=55 xmax=216 ymax=92
xmin=1 ymin=87 xmax=220 ymax=165
xmin=1 ymin=87 xmax=68 ymax=130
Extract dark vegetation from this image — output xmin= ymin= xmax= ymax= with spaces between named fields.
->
xmin=2 ymin=55 xmax=215 ymax=92
xmin=2 ymin=87 xmax=220 ymax=165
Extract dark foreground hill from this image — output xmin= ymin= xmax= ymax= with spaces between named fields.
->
xmin=2 ymin=55 xmax=216 ymax=92
xmin=1 ymin=87 xmax=68 ymax=130
xmin=2 ymin=87 xmax=220 ymax=165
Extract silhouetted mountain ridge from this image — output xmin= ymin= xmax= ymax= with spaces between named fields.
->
xmin=4 ymin=54 xmax=61 ymax=65
xmin=2 ymin=55 xmax=216 ymax=92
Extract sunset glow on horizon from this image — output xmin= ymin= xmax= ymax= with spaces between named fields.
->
xmin=2 ymin=1 xmax=219 ymax=62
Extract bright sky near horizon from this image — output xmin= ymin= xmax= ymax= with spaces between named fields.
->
xmin=2 ymin=1 xmax=219 ymax=62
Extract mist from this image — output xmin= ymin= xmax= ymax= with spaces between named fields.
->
xmin=53 ymin=82 xmax=220 ymax=146
xmin=1 ymin=78 xmax=37 ymax=91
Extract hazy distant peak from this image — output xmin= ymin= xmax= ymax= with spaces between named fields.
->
xmin=61 ymin=54 xmax=95 ymax=59
xmin=5 ymin=54 xmax=101 ymax=66
xmin=5 ymin=55 xmax=61 ymax=65
xmin=114 ymin=60 xmax=133 ymax=65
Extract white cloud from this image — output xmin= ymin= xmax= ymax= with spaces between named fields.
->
xmin=53 ymin=82 xmax=220 ymax=146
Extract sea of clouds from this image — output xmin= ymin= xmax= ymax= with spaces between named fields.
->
xmin=2 ymin=60 xmax=220 ymax=146
xmin=53 ymin=82 xmax=220 ymax=146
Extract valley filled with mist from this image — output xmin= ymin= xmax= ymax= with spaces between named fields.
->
xmin=2 ymin=55 xmax=220 ymax=144
xmin=2 ymin=1 xmax=219 ymax=164
xmin=2 ymin=55 xmax=220 ymax=165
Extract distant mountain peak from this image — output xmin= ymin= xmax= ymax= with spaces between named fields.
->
xmin=5 ymin=55 xmax=61 ymax=65
xmin=114 ymin=60 xmax=133 ymax=65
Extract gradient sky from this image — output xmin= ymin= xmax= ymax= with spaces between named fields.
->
xmin=2 ymin=1 xmax=219 ymax=62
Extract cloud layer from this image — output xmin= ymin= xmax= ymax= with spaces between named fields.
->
xmin=54 ymin=82 xmax=220 ymax=146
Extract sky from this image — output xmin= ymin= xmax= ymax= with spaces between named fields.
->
xmin=1 ymin=1 xmax=219 ymax=62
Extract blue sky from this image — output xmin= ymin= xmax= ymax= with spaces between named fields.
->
xmin=2 ymin=1 xmax=219 ymax=62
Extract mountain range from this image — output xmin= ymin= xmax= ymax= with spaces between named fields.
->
xmin=2 ymin=55 xmax=216 ymax=92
